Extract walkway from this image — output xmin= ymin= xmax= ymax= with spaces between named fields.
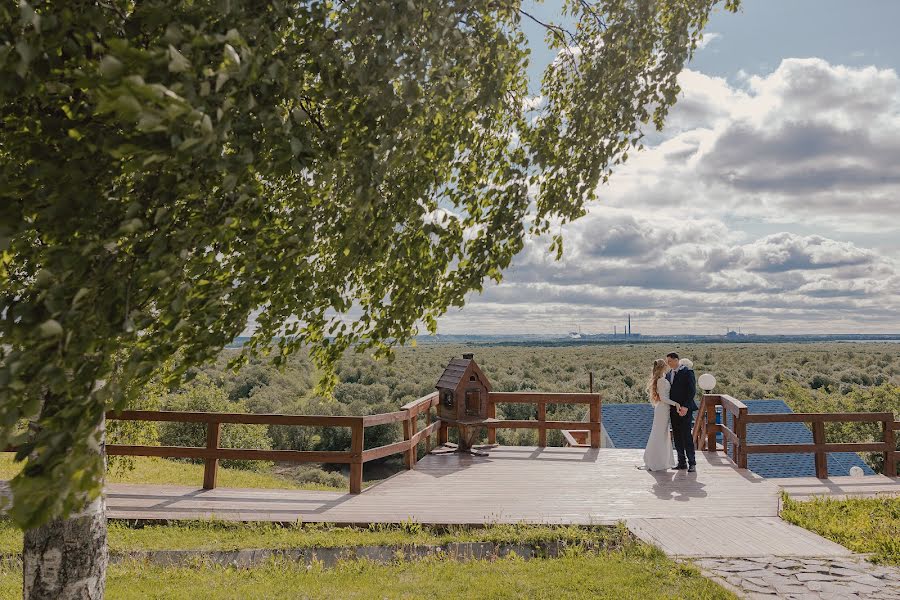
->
xmin=775 ymin=474 xmax=900 ymax=501
xmin=104 ymin=447 xmax=780 ymax=523
xmin=696 ymin=555 xmax=900 ymax=599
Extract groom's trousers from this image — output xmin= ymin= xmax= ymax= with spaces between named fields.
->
xmin=672 ymin=410 xmax=696 ymax=467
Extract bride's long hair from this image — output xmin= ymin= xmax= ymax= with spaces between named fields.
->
xmin=647 ymin=359 xmax=668 ymax=405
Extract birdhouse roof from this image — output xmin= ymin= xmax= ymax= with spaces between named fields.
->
xmin=436 ymin=357 xmax=492 ymax=392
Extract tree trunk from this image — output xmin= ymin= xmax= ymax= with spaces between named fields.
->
xmin=22 ymin=496 xmax=108 ymax=600
xmin=22 ymin=413 xmax=108 ymax=600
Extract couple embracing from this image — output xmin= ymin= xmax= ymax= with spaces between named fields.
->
xmin=643 ymin=352 xmax=698 ymax=472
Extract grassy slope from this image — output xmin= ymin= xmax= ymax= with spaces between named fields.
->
xmin=780 ymin=495 xmax=900 ymax=565
xmin=0 ymin=551 xmax=734 ymax=600
xmin=0 ymin=454 xmax=343 ymax=492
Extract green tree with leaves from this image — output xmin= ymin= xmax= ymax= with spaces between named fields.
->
xmin=1 ymin=0 xmax=738 ymax=597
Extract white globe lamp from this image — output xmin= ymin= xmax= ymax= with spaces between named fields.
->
xmin=849 ymin=466 xmax=865 ymax=478
xmin=698 ymin=373 xmax=717 ymax=393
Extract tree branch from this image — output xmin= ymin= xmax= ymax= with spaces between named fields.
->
xmin=577 ymin=0 xmax=607 ymax=30
xmin=518 ymin=8 xmax=578 ymax=48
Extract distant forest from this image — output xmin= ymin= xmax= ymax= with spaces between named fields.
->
xmin=117 ymin=343 xmax=900 ymax=481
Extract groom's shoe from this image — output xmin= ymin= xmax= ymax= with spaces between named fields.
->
xmin=674 ymin=464 xmax=688 ymax=470
xmin=687 ymin=465 xmax=696 ymax=473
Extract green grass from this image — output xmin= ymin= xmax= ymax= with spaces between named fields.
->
xmin=0 ymin=454 xmax=343 ymax=492
xmin=0 ymin=520 xmax=630 ymax=555
xmin=780 ymin=494 xmax=900 ymax=565
xmin=0 ymin=549 xmax=735 ymax=600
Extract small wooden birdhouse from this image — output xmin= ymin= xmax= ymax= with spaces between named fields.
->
xmin=435 ymin=353 xmax=492 ymax=423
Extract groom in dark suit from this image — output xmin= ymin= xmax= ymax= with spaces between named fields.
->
xmin=666 ymin=352 xmax=698 ymax=472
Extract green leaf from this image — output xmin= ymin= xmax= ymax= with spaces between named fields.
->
xmin=37 ymin=320 xmax=63 ymax=338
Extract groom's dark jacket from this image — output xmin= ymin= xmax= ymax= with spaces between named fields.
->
xmin=670 ymin=367 xmax=698 ymax=414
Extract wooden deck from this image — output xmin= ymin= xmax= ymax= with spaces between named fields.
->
xmin=775 ymin=474 xmax=900 ymax=501
xmin=102 ymin=447 xmax=781 ymax=524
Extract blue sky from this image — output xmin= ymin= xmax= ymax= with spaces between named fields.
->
xmin=436 ymin=1 xmax=900 ymax=335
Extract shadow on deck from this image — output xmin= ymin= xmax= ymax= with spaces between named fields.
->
xmin=96 ymin=447 xmax=781 ymax=525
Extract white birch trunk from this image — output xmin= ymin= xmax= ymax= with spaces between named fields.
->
xmin=22 ymin=414 xmax=108 ymax=600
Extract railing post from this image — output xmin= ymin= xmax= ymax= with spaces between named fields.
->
xmin=693 ymin=397 xmax=705 ymax=449
xmin=883 ymin=419 xmax=896 ymax=477
xmin=350 ymin=419 xmax=364 ymax=494
xmin=487 ymin=395 xmax=497 ymax=445
xmin=425 ymin=408 xmax=432 ymax=454
xmin=736 ymin=407 xmax=748 ymax=469
xmin=706 ymin=399 xmax=717 ymax=452
xmin=403 ymin=411 xmax=416 ymax=469
xmin=721 ymin=406 xmax=729 ymax=458
xmin=812 ymin=421 xmax=828 ymax=479
xmin=537 ymin=401 xmax=547 ymax=447
xmin=589 ymin=395 xmax=601 ymax=449
xmin=203 ymin=421 xmax=221 ymax=490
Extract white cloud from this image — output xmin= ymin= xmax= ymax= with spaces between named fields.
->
xmin=696 ymin=32 xmax=721 ymax=51
xmin=438 ymin=58 xmax=900 ymax=335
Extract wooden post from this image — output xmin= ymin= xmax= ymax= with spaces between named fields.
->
xmin=589 ymin=395 xmax=601 ymax=449
xmin=487 ymin=396 xmax=497 ymax=445
xmin=202 ymin=421 xmax=221 ymax=490
xmin=736 ymin=407 xmax=748 ymax=469
xmin=425 ymin=409 xmax=432 ymax=454
xmin=883 ymin=419 xmax=896 ymax=477
xmin=721 ymin=407 xmax=729 ymax=458
xmin=403 ymin=412 xmax=416 ymax=469
xmin=439 ymin=421 xmax=449 ymax=445
xmin=350 ymin=420 xmax=364 ymax=494
xmin=706 ymin=400 xmax=717 ymax=453
xmin=813 ymin=421 xmax=828 ymax=479
xmin=537 ymin=402 xmax=547 ymax=447
xmin=589 ymin=371 xmax=594 ymax=394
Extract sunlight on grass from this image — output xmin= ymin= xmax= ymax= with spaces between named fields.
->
xmin=0 ymin=454 xmax=343 ymax=492
xmin=781 ymin=494 xmax=900 ymax=565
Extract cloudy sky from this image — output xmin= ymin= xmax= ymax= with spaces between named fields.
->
xmin=437 ymin=0 xmax=900 ymax=336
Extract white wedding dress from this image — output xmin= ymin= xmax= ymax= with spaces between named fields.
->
xmin=642 ymin=377 xmax=678 ymax=471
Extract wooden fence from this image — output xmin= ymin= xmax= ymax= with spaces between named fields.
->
xmin=482 ymin=392 xmax=602 ymax=449
xmin=693 ymin=393 xmax=899 ymax=478
xmin=105 ymin=392 xmax=441 ymax=494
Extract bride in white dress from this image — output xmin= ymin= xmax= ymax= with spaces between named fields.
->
xmin=642 ymin=358 xmax=678 ymax=471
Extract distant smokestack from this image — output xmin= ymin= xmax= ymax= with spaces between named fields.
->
xmin=462 ymin=353 xmax=474 ymax=360
xmin=628 ymin=314 xmax=631 ymax=336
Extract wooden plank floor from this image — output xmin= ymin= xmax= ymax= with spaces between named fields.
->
xmin=101 ymin=447 xmax=780 ymax=524
xmin=775 ymin=474 xmax=900 ymax=501
xmin=627 ymin=517 xmax=854 ymax=558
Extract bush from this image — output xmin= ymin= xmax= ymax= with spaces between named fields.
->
xmin=158 ymin=375 xmax=274 ymax=471
xmin=287 ymin=466 xmax=348 ymax=488
xmin=809 ymin=374 xmax=834 ymax=390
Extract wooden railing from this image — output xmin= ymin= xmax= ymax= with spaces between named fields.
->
xmin=692 ymin=394 xmax=748 ymax=467
xmin=484 ymin=392 xmax=602 ymax=449
xmin=101 ymin=392 xmax=441 ymax=495
xmin=694 ymin=393 xmax=899 ymax=478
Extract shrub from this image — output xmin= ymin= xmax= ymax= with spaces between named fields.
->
xmin=158 ymin=375 xmax=274 ymax=471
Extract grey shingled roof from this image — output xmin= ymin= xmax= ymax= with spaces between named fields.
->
xmin=436 ymin=358 xmax=471 ymax=391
